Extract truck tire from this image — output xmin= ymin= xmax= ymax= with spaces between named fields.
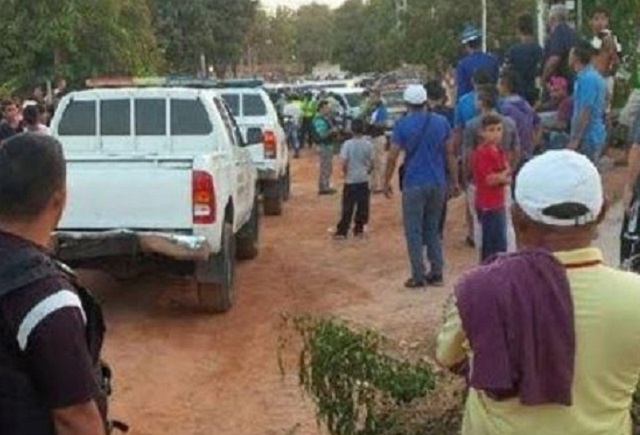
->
xmin=196 ymin=223 xmax=236 ymax=313
xmin=236 ymin=198 xmax=260 ymax=260
xmin=263 ymin=179 xmax=283 ymax=216
xmin=283 ymin=167 xmax=291 ymax=202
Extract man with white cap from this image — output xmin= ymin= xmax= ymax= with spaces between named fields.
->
xmin=383 ymin=85 xmax=459 ymax=288
xmin=437 ymin=150 xmax=640 ymax=435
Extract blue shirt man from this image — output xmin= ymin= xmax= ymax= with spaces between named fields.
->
xmin=569 ymin=42 xmax=607 ymax=162
xmin=382 ymin=85 xmax=455 ymax=289
xmin=393 ymin=110 xmax=450 ymax=189
xmin=456 ymin=25 xmax=499 ymax=100
xmin=457 ymin=53 xmax=500 ymax=99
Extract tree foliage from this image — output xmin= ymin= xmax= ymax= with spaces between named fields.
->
xmin=151 ymin=0 xmax=258 ymax=77
xmin=0 ymin=0 xmax=161 ymax=91
xmin=2 ymin=0 xmax=640 ymax=94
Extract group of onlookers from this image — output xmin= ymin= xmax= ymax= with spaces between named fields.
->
xmin=0 ymin=78 xmax=68 ymax=143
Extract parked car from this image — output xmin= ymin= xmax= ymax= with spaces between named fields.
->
xmin=219 ymin=85 xmax=290 ymax=216
xmin=50 ymin=86 xmax=259 ymax=313
xmin=326 ymin=87 xmax=366 ymax=121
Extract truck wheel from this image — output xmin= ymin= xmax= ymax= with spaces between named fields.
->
xmin=263 ymin=179 xmax=283 ymax=216
xmin=283 ymin=167 xmax=291 ymax=202
xmin=236 ymin=199 xmax=260 ymax=260
xmin=196 ymin=223 xmax=236 ymax=313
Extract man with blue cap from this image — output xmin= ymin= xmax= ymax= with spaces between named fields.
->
xmin=456 ymin=24 xmax=500 ymax=101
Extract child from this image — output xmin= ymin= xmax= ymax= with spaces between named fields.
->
xmin=472 ymin=114 xmax=511 ymax=262
xmin=334 ymin=119 xmax=374 ymax=239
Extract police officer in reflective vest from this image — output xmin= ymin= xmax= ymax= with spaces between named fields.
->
xmin=0 ymin=134 xmax=117 ymax=435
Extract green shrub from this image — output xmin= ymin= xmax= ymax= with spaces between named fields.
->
xmin=279 ymin=315 xmax=437 ymax=435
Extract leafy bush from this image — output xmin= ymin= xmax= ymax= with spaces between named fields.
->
xmin=279 ymin=315 xmax=437 ymax=435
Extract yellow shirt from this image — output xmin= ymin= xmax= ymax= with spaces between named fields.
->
xmin=437 ymin=248 xmax=640 ymax=435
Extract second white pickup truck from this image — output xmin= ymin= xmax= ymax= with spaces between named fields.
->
xmin=50 ymin=85 xmax=259 ymax=313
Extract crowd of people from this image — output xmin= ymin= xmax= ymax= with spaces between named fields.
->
xmin=0 ymin=78 xmax=68 ymax=142
xmin=301 ymin=5 xmax=640 ymax=434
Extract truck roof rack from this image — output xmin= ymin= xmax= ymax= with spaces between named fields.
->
xmin=85 ymin=76 xmax=264 ymax=89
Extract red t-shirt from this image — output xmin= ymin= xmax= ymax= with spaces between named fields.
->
xmin=472 ymin=143 xmax=507 ymax=210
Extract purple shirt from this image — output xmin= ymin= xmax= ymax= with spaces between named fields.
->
xmin=499 ymin=95 xmax=539 ymax=159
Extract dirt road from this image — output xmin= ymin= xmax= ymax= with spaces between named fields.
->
xmin=82 ymin=152 xmax=626 ymax=435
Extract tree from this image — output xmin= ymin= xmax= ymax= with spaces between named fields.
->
xmin=0 ymin=0 xmax=161 ymax=93
xmin=294 ymin=3 xmax=334 ymax=73
xmin=151 ymin=0 xmax=257 ymax=78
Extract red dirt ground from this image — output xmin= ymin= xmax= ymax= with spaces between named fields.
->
xmin=80 ymin=150 xmax=626 ymax=435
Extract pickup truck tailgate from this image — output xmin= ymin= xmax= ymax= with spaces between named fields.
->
xmin=59 ymin=158 xmax=194 ymax=230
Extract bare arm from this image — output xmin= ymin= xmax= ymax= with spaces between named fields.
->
xmin=542 ymin=55 xmax=561 ymax=82
xmin=542 ymin=55 xmax=561 ymax=83
xmin=53 ymin=400 xmax=105 ymax=435
xmin=569 ymin=107 xmax=591 ymax=149
xmin=486 ymin=170 xmax=512 ymax=186
xmin=383 ymin=145 xmax=402 ymax=196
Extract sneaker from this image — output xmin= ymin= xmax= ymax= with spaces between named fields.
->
xmin=425 ymin=273 xmax=444 ymax=287
xmin=332 ymin=234 xmax=348 ymax=241
xmin=319 ymin=188 xmax=338 ymax=196
xmin=404 ymin=278 xmax=426 ymax=289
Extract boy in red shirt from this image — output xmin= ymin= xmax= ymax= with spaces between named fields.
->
xmin=472 ymin=114 xmax=512 ymax=262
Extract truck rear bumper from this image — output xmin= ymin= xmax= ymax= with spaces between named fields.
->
xmin=251 ymin=158 xmax=280 ymax=180
xmin=54 ymin=230 xmax=211 ymax=262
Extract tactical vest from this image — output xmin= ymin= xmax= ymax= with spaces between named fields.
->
xmin=0 ymin=243 xmax=112 ymax=434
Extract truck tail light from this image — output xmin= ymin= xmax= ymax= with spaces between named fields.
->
xmin=263 ymin=130 xmax=277 ymax=159
xmin=192 ymin=171 xmax=216 ymax=224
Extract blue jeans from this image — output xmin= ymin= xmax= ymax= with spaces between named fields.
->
xmin=580 ymin=142 xmax=604 ymax=164
xmin=285 ymin=121 xmax=300 ymax=154
xmin=402 ymin=185 xmax=445 ymax=281
xmin=478 ymin=208 xmax=507 ymax=262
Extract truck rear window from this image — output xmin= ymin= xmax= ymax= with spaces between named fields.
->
xmin=170 ymin=99 xmax=212 ymax=135
xmin=242 ymin=94 xmax=267 ymax=116
xmin=58 ymin=101 xmax=96 ymax=136
xmin=135 ymin=99 xmax=166 ymax=136
xmin=100 ymin=100 xmax=130 ymax=136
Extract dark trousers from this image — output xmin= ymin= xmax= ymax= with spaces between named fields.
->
xmin=621 ymin=193 xmax=640 ymax=270
xmin=300 ymin=117 xmax=314 ymax=147
xmin=478 ymin=208 xmax=507 ymax=262
xmin=336 ymin=183 xmax=370 ymax=236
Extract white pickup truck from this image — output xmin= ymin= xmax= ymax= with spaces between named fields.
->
xmin=219 ymin=86 xmax=290 ymax=215
xmin=50 ymin=86 xmax=259 ymax=313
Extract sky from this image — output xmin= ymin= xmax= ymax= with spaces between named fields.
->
xmin=261 ymin=0 xmax=345 ymax=11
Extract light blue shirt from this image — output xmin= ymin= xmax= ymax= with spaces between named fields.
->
xmin=454 ymin=91 xmax=478 ymax=129
xmin=571 ymin=64 xmax=606 ymax=149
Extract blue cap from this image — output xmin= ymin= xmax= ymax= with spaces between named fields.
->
xmin=461 ymin=24 xmax=482 ymax=44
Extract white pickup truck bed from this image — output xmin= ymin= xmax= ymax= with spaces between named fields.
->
xmin=60 ymin=157 xmax=194 ymax=230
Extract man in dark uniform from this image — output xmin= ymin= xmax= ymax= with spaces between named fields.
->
xmin=0 ymin=134 xmax=110 ymax=435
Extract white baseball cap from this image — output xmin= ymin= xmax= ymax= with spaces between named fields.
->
xmin=403 ymin=85 xmax=427 ymax=105
xmin=515 ymin=150 xmax=604 ymax=227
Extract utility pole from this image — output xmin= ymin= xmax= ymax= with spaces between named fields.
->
xmin=395 ymin=0 xmax=408 ymax=64
xmin=395 ymin=0 xmax=407 ymax=34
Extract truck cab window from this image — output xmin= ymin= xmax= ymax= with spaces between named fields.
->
xmin=100 ymin=99 xmax=130 ymax=136
xmin=170 ymin=99 xmax=212 ymax=136
xmin=135 ymin=99 xmax=166 ymax=136
xmin=58 ymin=101 xmax=96 ymax=136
